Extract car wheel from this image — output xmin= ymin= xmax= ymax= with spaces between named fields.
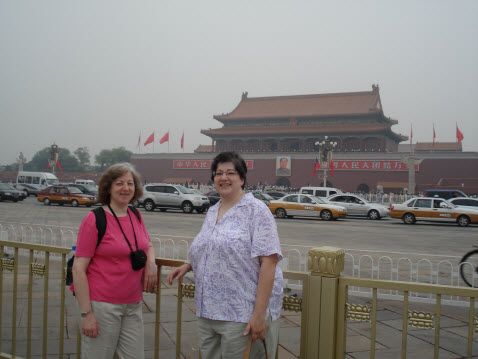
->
xmin=275 ymin=208 xmax=287 ymax=218
xmin=457 ymin=215 xmax=471 ymax=227
xmin=144 ymin=199 xmax=155 ymax=212
xmin=402 ymin=213 xmax=416 ymax=224
xmin=43 ymin=198 xmax=51 ymax=206
xmin=368 ymin=209 xmax=380 ymax=220
xmin=71 ymin=200 xmax=79 ymax=207
xmin=13 ymin=198 xmax=18 ymax=202
xmin=320 ymin=209 xmax=333 ymax=221
xmin=182 ymin=201 xmax=193 ymax=214
xmin=24 ymin=190 xmax=29 ymax=196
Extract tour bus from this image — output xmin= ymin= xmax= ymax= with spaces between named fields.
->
xmin=16 ymin=171 xmax=59 ymax=190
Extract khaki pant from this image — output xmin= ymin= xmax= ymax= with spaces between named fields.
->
xmin=81 ymin=301 xmax=144 ymax=359
xmin=197 ymin=316 xmax=279 ymax=359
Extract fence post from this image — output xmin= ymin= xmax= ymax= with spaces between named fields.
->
xmin=305 ymin=246 xmax=344 ymax=359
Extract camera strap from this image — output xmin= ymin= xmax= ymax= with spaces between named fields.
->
xmin=107 ymin=204 xmax=139 ymax=253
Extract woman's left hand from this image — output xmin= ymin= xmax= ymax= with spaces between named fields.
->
xmin=143 ymin=259 xmax=158 ymax=293
xmin=243 ymin=311 xmax=267 ymax=341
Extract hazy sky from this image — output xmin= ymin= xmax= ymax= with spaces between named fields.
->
xmin=1 ymin=1 xmax=477 ymax=165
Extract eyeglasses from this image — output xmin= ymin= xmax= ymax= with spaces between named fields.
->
xmin=214 ymin=170 xmax=238 ymax=178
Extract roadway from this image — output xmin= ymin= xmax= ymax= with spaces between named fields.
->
xmin=0 ymin=197 xmax=475 ymax=259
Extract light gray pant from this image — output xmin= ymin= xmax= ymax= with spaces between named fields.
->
xmin=81 ymin=301 xmax=144 ymax=359
xmin=197 ymin=316 xmax=279 ymax=359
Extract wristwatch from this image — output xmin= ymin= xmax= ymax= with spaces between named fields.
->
xmin=81 ymin=311 xmax=91 ymax=318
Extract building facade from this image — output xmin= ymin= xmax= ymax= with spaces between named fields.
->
xmin=201 ymin=85 xmax=407 ymax=154
xmin=131 ymin=86 xmax=478 ymax=194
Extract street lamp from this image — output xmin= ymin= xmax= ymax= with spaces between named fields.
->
xmin=315 ymin=136 xmax=337 ymax=187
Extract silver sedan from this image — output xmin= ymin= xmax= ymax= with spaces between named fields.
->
xmin=327 ymin=194 xmax=389 ymax=219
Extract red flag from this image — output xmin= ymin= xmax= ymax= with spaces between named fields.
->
xmin=47 ymin=161 xmax=51 ymax=169
xmin=159 ymin=131 xmax=169 ymax=144
xmin=180 ymin=132 xmax=184 ymax=149
xmin=456 ymin=124 xmax=464 ymax=144
xmin=56 ymin=160 xmax=63 ymax=172
xmin=432 ymin=124 xmax=436 ymax=146
xmin=329 ymin=160 xmax=335 ymax=177
xmin=312 ymin=156 xmax=320 ymax=176
xmin=144 ymin=132 xmax=154 ymax=146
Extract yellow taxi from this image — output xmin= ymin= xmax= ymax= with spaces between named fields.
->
xmin=268 ymin=193 xmax=347 ymax=221
xmin=390 ymin=197 xmax=478 ymax=227
xmin=37 ymin=185 xmax=96 ymax=207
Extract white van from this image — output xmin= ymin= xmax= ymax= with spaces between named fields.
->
xmin=75 ymin=179 xmax=96 ymax=186
xmin=16 ymin=171 xmax=59 ymax=190
xmin=299 ymin=186 xmax=342 ymax=198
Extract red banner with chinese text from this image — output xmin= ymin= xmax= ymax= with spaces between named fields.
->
xmin=173 ymin=159 xmax=254 ymax=170
xmin=331 ymin=160 xmax=419 ymax=171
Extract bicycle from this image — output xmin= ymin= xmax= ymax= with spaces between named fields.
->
xmin=460 ymin=246 xmax=478 ymax=287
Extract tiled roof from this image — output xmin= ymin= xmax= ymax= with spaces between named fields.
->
xmin=214 ymin=85 xmax=383 ymax=120
xmin=415 ymin=142 xmax=462 ymax=151
xmin=194 ymin=145 xmax=213 ymax=153
xmin=202 ymin=123 xmax=403 ymax=137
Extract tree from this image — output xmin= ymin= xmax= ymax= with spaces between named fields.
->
xmin=27 ymin=147 xmax=81 ymax=172
xmin=94 ymin=147 xmax=133 ymax=169
xmin=74 ymin=147 xmax=91 ymax=169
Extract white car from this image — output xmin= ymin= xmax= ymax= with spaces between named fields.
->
xmin=448 ymin=197 xmax=478 ymax=209
xmin=327 ymin=194 xmax=389 ymax=219
xmin=140 ymin=183 xmax=210 ymax=213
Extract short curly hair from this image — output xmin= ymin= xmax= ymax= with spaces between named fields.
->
xmin=210 ymin=151 xmax=247 ymax=189
xmin=97 ymin=163 xmax=143 ymax=205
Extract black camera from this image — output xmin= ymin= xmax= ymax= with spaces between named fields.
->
xmin=130 ymin=250 xmax=147 ymax=271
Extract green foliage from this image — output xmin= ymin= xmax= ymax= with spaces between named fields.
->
xmin=94 ymin=147 xmax=133 ymax=169
xmin=27 ymin=147 xmax=81 ymax=171
xmin=74 ymin=147 xmax=91 ymax=169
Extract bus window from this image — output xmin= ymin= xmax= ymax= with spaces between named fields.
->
xmin=18 ymin=176 xmax=25 ymax=183
xmin=26 ymin=176 xmax=32 ymax=184
xmin=32 ymin=176 xmax=40 ymax=184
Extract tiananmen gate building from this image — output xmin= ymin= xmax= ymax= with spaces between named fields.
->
xmin=131 ymin=85 xmax=478 ymax=194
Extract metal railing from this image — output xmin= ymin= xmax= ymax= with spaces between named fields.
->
xmin=0 ymin=240 xmax=70 ymax=359
xmin=1 ymin=240 xmax=477 ymax=358
xmin=2 ymin=222 xmax=473 ymax=303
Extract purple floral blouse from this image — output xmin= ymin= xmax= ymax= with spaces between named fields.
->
xmin=189 ymin=193 xmax=283 ymax=323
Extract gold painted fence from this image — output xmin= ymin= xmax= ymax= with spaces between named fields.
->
xmin=1 ymin=240 xmax=477 ymax=358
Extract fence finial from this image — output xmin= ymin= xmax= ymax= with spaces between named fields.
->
xmin=308 ymin=246 xmax=345 ymax=277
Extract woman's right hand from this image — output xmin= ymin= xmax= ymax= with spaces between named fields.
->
xmin=81 ymin=312 xmax=99 ymax=338
xmin=166 ymin=263 xmax=191 ymax=285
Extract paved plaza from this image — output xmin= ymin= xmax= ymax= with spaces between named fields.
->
xmin=1 ymin=198 xmax=477 ymax=357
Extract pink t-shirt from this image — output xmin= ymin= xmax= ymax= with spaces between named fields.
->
xmin=75 ymin=209 xmax=151 ymax=304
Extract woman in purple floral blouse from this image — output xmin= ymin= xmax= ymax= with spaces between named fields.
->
xmin=168 ymin=151 xmax=283 ymax=358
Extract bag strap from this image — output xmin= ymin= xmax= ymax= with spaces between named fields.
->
xmin=242 ymin=336 xmax=268 ymax=359
xmin=92 ymin=207 xmax=107 ymax=247
xmin=92 ymin=205 xmax=141 ymax=248
xmin=128 ymin=205 xmax=142 ymax=223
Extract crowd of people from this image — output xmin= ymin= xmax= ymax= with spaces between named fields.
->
xmin=71 ymin=151 xmax=283 ymax=359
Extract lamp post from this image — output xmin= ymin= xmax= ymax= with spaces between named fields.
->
xmin=49 ymin=144 xmax=59 ymax=174
xmin=315 ymin=136 xmax=337 ymax=187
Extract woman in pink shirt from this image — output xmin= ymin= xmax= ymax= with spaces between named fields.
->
xmin=72 ymin=163 xmax=157 ymax=359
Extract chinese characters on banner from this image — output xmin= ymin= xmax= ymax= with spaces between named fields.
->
xmin=172 ymin=159 xmax=417 ymax=171
xmin=330 ymin=160 xmax=419 ymax=171
xmin=173 ymin=159 xmax=254 ymax=170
